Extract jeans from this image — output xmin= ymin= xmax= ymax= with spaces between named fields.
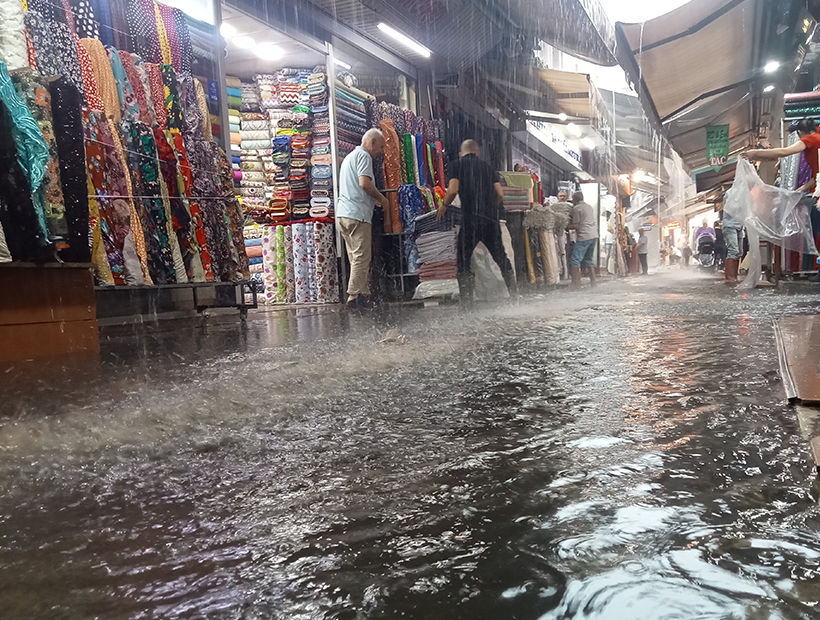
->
xmin=571 ymin=238 xmax=597 ymax=268
xmin=724 ymin=226 xmax=743 ymax=260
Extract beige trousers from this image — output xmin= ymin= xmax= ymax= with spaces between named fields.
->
xmin=338 ymin=217 xmax=372 ymax=296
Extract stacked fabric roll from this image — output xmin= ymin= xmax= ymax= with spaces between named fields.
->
xmin=240 ymin=80 xmax=261 ymax=113
xmin=227 ymin=75 xmax=242 ymax=166
xmin=256 ymin=74 xmax=278 ymax=110
xmin=309 ymin=70 xmax=333 ymax=218
xmin=244 ymin=224 xmax=265 ymax=295
xmin=335 ymin=82 xmax=368 ymax=157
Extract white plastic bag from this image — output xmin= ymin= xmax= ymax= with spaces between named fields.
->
xmin=472 ymin=242 xmax=510 ymax=301
xmin=725 ymin=158 xmax=817 ymax=290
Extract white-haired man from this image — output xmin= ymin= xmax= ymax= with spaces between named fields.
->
xmin=337 ymin=128 xmax=388 ymax=309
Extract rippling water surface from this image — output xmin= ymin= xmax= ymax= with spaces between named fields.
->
xmin=2 ymin=272 xmax=820 ymax=619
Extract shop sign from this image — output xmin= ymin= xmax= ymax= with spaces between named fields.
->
xmin=706 ymin=125 xmax=730 ymax=167
xmin=208 ymin=80 xmax=219 ymax=103
xmin=666 ymin=221 xmax=681 ymax=230
xmin=529 ymin=120 xmax=581 ymax=164
xmin=641 ymin=224 xmax=653 ymax=231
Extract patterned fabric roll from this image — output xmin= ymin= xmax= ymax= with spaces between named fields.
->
xmin=305 ymin=222 xmax=318 ymax=303
xmin=314 ymin=220 xmax=338 ymax=303
xmin=261 ymin=225 xmax=276 ymax=303
xmin=284 ymin=225 xmax=296 ymax=303
xmin=275 ymin=224 xmax=287 ymax=302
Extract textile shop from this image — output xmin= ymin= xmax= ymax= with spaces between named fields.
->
xmin=217 ymin=8 xmax=447 ymax=305
xmin=0 ymin=0 xmax=251 ymax=289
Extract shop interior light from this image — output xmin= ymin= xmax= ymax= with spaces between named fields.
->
xmin=633 ymin=170 xmax=646 ymax=182
xmin=764 ymin=60 xmax=779 ymax=73
xmin=377 ymin=23 xmax=431 ymax=58
xmin=566 ymin=123 xmax=583 ymax=137
xmin=334 ymin=58 xmax=352 ymax=70
xmin=558 ymin=113 xmax=568 ymax=122
xmin=255 ymin=43 xmax=283 ymax=61
xmin=219 ymin=22 xmax=237 ymax=38
xmin=582 ymin=137 xmax=595 ymax=150
xmin=232 ymin=35 xmax=256 ymax=49
xmin=763 ymin=84 xmax=775 ymax=93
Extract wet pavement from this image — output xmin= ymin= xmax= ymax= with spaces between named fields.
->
xmin=3 ymin=269 xmax=820 ymax=619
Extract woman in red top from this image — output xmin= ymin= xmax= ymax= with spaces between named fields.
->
xmin=746 ymin=119 xmax=820 ymax=193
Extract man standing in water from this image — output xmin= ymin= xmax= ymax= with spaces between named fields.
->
xmin=437 ymin=139 xmax=517 ymax=304
xmin=336 ymin=129 xmax=389 ymax=309
xmin=567 ymin=191 xmax=597 ymax=288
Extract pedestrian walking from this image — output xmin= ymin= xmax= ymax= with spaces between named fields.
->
xmin=568 ymin=191 xmax=597 ymax=288
xmin=723 ymin=212 xmax=743 ymax=285
xmin=336 ymin=129 xmax=389 ymax=309
xmin=437 ymin=139 xmax=516 ymax=304
xmin=636 ymin=227 xmax=649 ymax=275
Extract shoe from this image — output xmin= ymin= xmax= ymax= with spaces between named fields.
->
xmin=347 ymin=295 xmax=376 ymax=310
xmin=809 ymin=272 xmax=820 ymax=283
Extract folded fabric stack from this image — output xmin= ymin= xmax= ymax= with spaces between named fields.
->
xmin=499 ymin=172 xmax=534 ymax=212
xmin=256 ymin=74 xmax=278 ymax=110
xmin=309 ymin=69 xmax=333 ymax=218
xmin=273 ymin=113 xmax=294 ymax=221
xmin=290 ymin=104 xmax=312 ymax=220
xmin=416 ymin=226 xmax=459 ymax=283
xmin=244 ymin=224 xmax=265 ymax=295
xmin=240 ymin=80 xmax=261 ymax=113
xmin=414 ymin=206 xmax=463 ymax=237
xmin=227 ymin=76 xmax=242 ymax=162
xmin=240 ymin=111 xmax=275 ymax=222
xmin=336 ymin=82 xmax=369 ymax=157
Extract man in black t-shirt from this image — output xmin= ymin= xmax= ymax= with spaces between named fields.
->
xmin=437 ymin=140 xmax=516 ymax=303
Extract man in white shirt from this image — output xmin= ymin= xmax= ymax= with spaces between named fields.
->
xmin=336 ymin=129 xmax=388 ymax=309
xmin=604 ymin=210 xmax=616 ymax=274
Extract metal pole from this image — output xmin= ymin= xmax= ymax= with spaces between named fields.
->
xmin=212 ymin=1 xmax=230 ymax=153
xmin=327 ymin=41 xmax=348 ymax=298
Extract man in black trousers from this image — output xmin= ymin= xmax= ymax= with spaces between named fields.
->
xmin=437 ymin=140 xmax=517 ymax=304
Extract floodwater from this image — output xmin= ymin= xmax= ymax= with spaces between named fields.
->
xmin=2 ymin=270 xmax=820 ymax=619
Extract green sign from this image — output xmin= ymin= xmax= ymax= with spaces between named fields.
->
xmin=706 ymin=125 xmax=730 ymax=167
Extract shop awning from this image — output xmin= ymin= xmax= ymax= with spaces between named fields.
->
xmin=481 ymin=62 xmax=599 ymax=119
xmin=615 ymin=0 xmax=817 ymax=172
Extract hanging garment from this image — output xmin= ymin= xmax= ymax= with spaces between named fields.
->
xmin=119 ymin=50 xmax=151 ymax=125
xmin=172 ymin=8 xmax=192 ymax=74
xmin=12 ymin=71 xmax=68 ymax=246
xmin=194 ymin=79 xmax=212 ymax=140
xmin=147 ymin=63 xmax=168 ymax=129
xmin=49 ymin=76 xmax=90 ymax=262
xmin=25 ymin=13 xmax=84 ymax=99
xmin=165 ymin=128 xmax=212 ymax=281
xmin=0 ymin=61 xmax=51 ymax=243
xmin=216 ymin=146 xmax=248 ymax=280
xmin=0 ymin=100 xmax=50 ymax=260
xmin=177 ymin=73 xmax=204 ymax=140
xmin=79 ymin=37 xmax=120 ymax=120
xmin=128 ymin=0 xmax=161 ymax=62
xmin=108 ymin=47 xmax=141 ymax=122
xmin=402 ymin=133 xmax=414 ymax=185
xmin=120 ymin=119 xmax=176 ymax=283
xmin=2 ymin=0 xmax=29 ymax=71
xmin=157 ymin=3 xmax=180 ymax=71
xmin=84 ymin=111 xmax=129 ymax=283
xmin=379 ymin=119 xmax=402 ymax=233
xmin=160 ymin=64 xmax=184 ymax=131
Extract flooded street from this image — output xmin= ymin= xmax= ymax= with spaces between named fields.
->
xmin=3 ymin=271 xmax=820 ymax=619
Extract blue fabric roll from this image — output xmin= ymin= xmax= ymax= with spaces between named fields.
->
xmin=248 ymin=256 xmax=263 ymax=265
xmin=244 ymin=237 xmax=263 ymax=247
xmin=227 ymin=86 xmax=242 ymax=97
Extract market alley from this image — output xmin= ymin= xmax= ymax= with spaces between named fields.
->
xmin=1 ymin=272 xmax=819 ymax=619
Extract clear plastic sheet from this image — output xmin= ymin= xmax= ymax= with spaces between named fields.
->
xmin=472 ymin=242 xmax=510 ymax=301
xmin=724 ymin=158 xmax=817 ymax=290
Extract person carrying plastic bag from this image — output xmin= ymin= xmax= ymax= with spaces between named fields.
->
xmin=724 ymin=158 xmax=817 ymax=290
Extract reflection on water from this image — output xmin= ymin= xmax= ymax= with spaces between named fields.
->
xmin=2 ymin=274 xmax=820 ymax=619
